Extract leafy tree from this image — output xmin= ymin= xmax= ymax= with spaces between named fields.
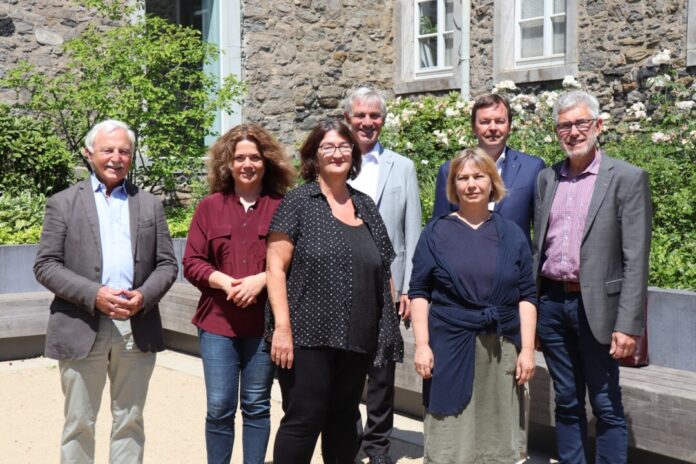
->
xmin=1 ymin=0 xmax=244 ymax=194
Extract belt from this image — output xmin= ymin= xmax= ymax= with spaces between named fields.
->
xmin=543 ymin=277 xmax=581 ymax=293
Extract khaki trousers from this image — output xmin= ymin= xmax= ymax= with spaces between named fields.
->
xmin=58 ymin=316 xmax=156 ymax=464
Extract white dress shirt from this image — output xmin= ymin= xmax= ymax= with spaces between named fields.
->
xmin=349 ymin=142 xmax=382 ymax=202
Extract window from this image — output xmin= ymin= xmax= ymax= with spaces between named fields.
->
xmin=146 ymin=0 xmax=242 ymax=141
xmin=515 ymin=0 xmax=565 ymax=68
xmin=494 ymin=0 xmax=577 ymax=83
xmin=415 ymin=0 xmax=455 ymax=78
xmin=394 ymin=0 xmax=465 ymax=94
xmin=688 ymin=0 xmax=696 ymax=67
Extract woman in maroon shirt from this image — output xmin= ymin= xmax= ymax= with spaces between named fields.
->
xmin=183 ymin=124 xmax=296 ymax=464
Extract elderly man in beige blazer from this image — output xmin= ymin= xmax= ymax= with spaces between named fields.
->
xmin=34 ymin=120 xmax=178 ymax=464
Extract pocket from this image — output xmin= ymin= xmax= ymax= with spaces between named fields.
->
xmin=605 ymin=278 xmax=622 ymax=295
xmin=209 ymin=225 xmax=231 ymax=240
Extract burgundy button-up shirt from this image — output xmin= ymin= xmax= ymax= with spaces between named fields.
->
xmin=183 ymin=192 xmax=282 ymax=337
xmin=541 ymin=152 xmax=602 ymax=282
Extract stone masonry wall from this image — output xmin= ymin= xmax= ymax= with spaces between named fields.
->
xmin=241 ymin=0 xmax=395 ymax=146
xmin=0 ymin=0 xmax=110 ymax=104
xmin=469 ymin=0 xmax=693 ymax=120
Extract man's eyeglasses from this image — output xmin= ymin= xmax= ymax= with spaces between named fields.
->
xmin=318 ymin=143 xmax=353 ymax=157
xmin=556 ymin=118 xmax=596 ymax=134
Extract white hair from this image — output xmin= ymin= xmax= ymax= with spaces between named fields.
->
xmin=343 ymin=87 xmax=387 ymax=117
xmin=84 ymin=119 xmax=136 ymax=152
xmin=552 ymin=91 xmax=600 ymax=124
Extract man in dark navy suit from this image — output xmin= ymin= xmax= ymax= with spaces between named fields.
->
xmin=432 ymin=94 xmax=545 ymax=241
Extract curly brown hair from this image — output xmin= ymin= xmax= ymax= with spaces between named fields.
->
xmin=299 ymin=119 xmax=362 ymax=182
xmin=207 ymin=124 xmax=296 ymax=195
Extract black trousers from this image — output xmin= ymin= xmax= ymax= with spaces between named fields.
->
xmin=358 ymin=361 xmax=396 ymax=457
xmin=273 ymin=347 xmax=370 ymax=464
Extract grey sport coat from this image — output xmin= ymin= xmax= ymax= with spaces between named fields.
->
xmin=34 ymin=178 xmax=178 ymax=360
xmin=533 ymin=152 xmax=652 ymax=344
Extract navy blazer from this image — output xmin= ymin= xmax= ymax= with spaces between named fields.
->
xmin=431 ymin=147 xmax=545 ymax=243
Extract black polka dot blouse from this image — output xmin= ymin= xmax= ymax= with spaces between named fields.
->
xmin=265 ymin=181 xmax=404 ymax=367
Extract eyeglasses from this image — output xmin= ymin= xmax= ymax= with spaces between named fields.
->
xmin=556 ymin=118 xmax=596 ymax=134
xmin=318 ymin=143 xmax=353 ymax=157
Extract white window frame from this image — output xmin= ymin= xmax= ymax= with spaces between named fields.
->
xmin=494 ymin=0 xmax=577 ymax=83
xmin=514 ymin=0 xmax=565 ymax=69
xmin=394 ymin=0 xmax=467 ymax=95
xmin=414 ymin=0 xmax=455 ymax=79
xmin=688 ymin=0 xmax=696 ymax=67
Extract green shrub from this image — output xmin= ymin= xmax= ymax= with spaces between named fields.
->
xmin=382 ymin=73 xmax=695 ymax=291
xmin=0 ymin=106 xmax=74 ymax=196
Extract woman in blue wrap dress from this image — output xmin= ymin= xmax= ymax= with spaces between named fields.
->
xmin=409 ymin=148 xmax=538 ymax=464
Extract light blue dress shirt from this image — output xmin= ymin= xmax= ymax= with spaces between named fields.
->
xmin=90 ymin=174 xmax=133 ymax=335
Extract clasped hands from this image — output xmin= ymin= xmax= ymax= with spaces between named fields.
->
xmin=96 ymin=286 xmax=144 ymax=320
xmin=222 ymin=273 xmax=266 ymax=308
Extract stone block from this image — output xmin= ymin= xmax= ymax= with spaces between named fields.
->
xmin=34 ymin=27 xmax=63 ymax=45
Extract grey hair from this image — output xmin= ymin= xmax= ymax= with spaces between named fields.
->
xmin=84 ymin=119 xmax=136 ymax=152
xmin=552 ymin=91 xmax=600 ymax=124
xmin=343 ymin=87 xmax=387 ymax=117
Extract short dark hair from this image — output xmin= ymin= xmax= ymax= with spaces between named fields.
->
xmin=299 ymin=119 xmax=362 ymax=182
xmin=470 ymin=94 xmax=513 ymax=128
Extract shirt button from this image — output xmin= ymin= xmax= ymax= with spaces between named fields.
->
xmin=242 ymin=259 xmax=247 ymax=264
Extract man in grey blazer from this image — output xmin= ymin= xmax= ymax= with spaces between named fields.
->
xmin=533 ymin=91 xmax=652 ymax=463
xmin=34 ymin=120 xmax=178 ymax=464
xmin=345 ymin=87 xmax=422 ymax=464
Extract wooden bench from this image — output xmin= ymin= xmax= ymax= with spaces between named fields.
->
xmin=2 ymin=283 xmax=695 ymax=462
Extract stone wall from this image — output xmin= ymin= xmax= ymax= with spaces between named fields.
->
xmin=0 ymin=0 xmax=109 ymax=104
xmin=469 ymin=0 xmax=694 ymax=120
xmin=240 ymin=0 xmax=395 ymax=146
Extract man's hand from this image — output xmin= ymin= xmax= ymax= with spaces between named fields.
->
xmin=399 ymin=294 xmax=411 ymax=321
xmin=609 ymin=331 xmax=637 ymax=359
xmin=119 ymin=289 xmax=145 ymax=317
xmin=95 ymin=286 xmax=130 ymax=320
xmin=226 ymin=273 xmax=266 ymax=308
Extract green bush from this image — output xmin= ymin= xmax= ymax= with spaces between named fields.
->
xmin=382 ymin=73 xmax=695 ymax=291
xmin=0 ymin=106 xmax=74 ymax=196
xmin=0 ymin=192 xmax=46 ymax=244
xmin=1 ymin=0 xmax=244 ymax=195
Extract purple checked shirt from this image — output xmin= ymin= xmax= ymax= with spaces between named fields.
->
xmin=540 ymin=152 xmax=602 ymax=282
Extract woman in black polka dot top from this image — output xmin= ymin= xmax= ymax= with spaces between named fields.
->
xmin=265 ymin=119 xmax=403 ymax=463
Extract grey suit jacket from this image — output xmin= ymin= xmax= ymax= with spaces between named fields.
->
xmin=533 ymin=153 xmax=652 ymax=344
xmin=34 ymin=178 xmax=178 ymax=360
xmin=373 ymin=146 xmax=422 ymax=296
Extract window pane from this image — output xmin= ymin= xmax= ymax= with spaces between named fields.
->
xmin=552 ymin=16 xmax=566 ymax=54
xmin=419 ymin=1 xmax=438 ymax=35
xmin=521 ymin=0 xmax=544 ymax=19
xmin=554 ymin=0 xmax=566 ymax=14
xmin=444 ymin=33 xmax=453 ymax=66
xmin=520 ymin=19 xmax=543 ymax=58
xmin=419 ymin=37 xmax=438 ymax=68
xmin=445 ymin=0 xmax=455 ymax=31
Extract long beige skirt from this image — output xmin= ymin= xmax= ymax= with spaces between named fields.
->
xmin=423 ymin=333 xmax=528 ymax=464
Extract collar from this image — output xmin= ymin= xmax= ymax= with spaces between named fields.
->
xmin=560 ymin=150 xmax=602 ymax=179
xmin=90 ymin=174 xmax=127 ymax=195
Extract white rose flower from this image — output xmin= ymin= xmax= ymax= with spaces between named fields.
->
xmin=543 ymin=135 xmax=553 ymax=143
xmin=420 ymin=159 xmax=429 ymax=165
xmin=493 ymin=80 xmax=517 ymax=93
xmin=689 ymin=130 xmax=696 ymax=140
xmin=676 ymin=101 xmax=696 ymax=111
xmin=629 ymin=123 xmax=641 ymax=132
xmin=600 ymin=112 xmax=611 ymax=121
xmin=405 ymin=141 xmax=414 ymax=150
xmin=562 ymin=75 xmax=581 ymax=89
xmin=651 ymin=49 xmax=672 ymax=66
xmin=651 ymin=132 xmax=670 ymax=143
xmin=445 ymin=107 xmax=460 ymax=118
xmin=647 ymin=74 xmax=671 ymax=89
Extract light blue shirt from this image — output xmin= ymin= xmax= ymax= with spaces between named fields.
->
xmin=91 ymin=174 xmax=134 ymax=334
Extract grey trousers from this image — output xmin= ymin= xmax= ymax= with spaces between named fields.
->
xmin=58 ymin=316 xmax=156 ymax=464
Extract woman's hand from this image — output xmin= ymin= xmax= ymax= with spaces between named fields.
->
xmin=226 ymin=273 xmax=266 ymax=308
xmin=414 ymin=344 xmax=434 ymax=379
xmin=515 ymin=348 xmax=536 ymax=385
xmin=271 ymin=325 xmax=294 ymax=369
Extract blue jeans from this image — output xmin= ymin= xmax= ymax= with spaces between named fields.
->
xmin=537 ymin=283 xmax=627 ymax=464
xmin=199 ymin=330 xmax=275 ymax=464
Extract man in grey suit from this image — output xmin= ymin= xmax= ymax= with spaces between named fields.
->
xmin=345 ymin=87 xmax=422 ymax=464
xmin=34 ymin=120 xmax=178 ymax=464
xmin=533 ymin=91 xmax=652 ymax=463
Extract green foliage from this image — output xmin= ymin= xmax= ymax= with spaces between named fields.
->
xmin=0 ymin=192 xmax=46 ymax=244
xmin=382 ymin=78 xmax=695 ymax=291
xmin=0 ymin=105 xmax=74 ymax=196
xmin=1 ymin=0 xmax=244 ymax=195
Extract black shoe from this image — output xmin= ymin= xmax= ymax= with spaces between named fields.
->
xmin=368 ymin=456 xmax=394 ymax=464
